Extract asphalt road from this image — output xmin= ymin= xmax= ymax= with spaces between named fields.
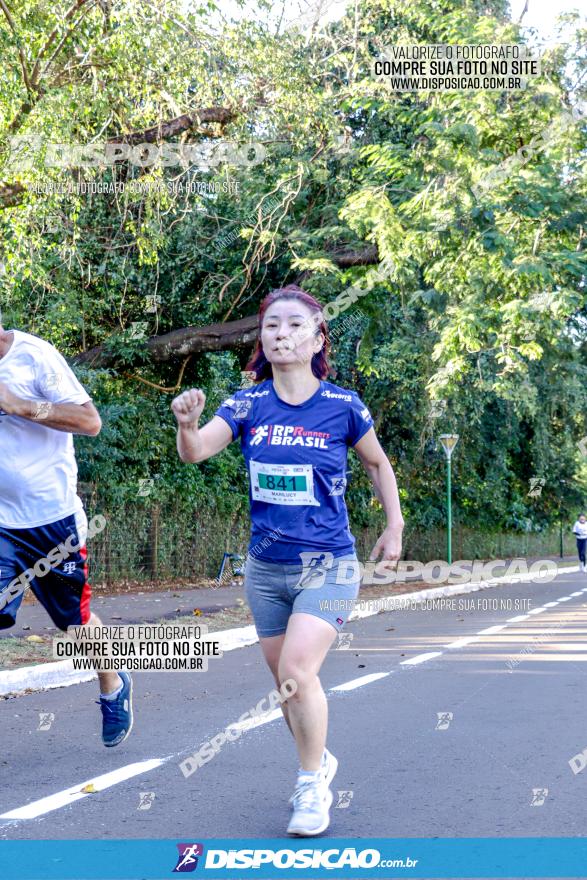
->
xmin=1 ymin=569 xmax=586 ymax=860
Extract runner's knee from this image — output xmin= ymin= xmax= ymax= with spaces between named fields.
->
xmin=277 ymin=661 xmax=317 ymax=696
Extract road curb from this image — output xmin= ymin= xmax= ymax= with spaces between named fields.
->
xmin=0 ymin=565 xmax=578 ymax=697
xmin=0 ymin=659 xmax=96 ymax=697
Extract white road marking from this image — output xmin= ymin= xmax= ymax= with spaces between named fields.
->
xmin=400 ymin=652 xmax=443 ymax=665
xmin=331 ymin=672 xmax=391 ymax=691
xmin=445 ymin=636 xmax=480 ymax=649
xmin=0 ymin=759 xmax=166 ymax=820
xmin=230 ymin=708 xmax=283 ymax=731
xmin=507 ymin=615 xmax=530 ymax=622
xmin=478 ymin=625 xmax=507 ymax=634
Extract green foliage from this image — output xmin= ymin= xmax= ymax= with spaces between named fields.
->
xmin=1 ymin=0 xmax=586 ymax=551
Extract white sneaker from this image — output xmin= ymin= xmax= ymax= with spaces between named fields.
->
xmin=287 ymin=776 xmax=333 ymax=836
xmin=321 ymin=748 xmax=338 ymax=788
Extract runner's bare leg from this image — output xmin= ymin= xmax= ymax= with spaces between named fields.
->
xmin=277 ymin=612 xmax=338 ymax=771
xmin=86 ymin=611 xmax=121 ymax=694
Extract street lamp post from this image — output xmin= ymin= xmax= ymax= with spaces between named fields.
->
xmin=439 ymin=434 xmax=460 ymax=564
xmin=559 ymin=479 xmax=566 ymax=559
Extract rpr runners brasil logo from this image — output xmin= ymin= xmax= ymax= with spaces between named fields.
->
xmin=173 ymin=842 xmax=204 ymax=872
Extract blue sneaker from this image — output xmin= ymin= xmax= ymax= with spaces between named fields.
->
xmin=97 ymin=672 xmax=133 ymax=747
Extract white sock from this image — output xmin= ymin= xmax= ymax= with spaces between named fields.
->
xmin=298 ymin=768 xmax=322 ymax=780
xmin=100 ymin=675 xmax=123 ymax=700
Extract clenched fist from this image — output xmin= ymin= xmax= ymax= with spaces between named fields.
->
xmin=171 ymin=388 xmax=206 ymax=427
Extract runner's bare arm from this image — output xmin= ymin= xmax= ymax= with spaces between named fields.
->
xmin=353 ymin=427 xmax=404 ymax=560
xmin=176 ymin=416 xmax=234 ymax=463
xmin=171 ymin=388 xmax=234 ymax=463
xmin=0 ymin=383 xmax=101 ymax=435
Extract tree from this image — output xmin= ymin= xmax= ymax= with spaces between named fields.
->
xmin=1 ymin=0 xmax=586 ymax=538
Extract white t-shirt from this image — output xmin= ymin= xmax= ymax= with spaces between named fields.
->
xmin=573 ymin=520 xmax=587 ymax=539
xmin=0 ymin=330 xmax=91 ymax=528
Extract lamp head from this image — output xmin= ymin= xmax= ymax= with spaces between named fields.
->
xmin=439 ymin=434 xmax=459 ymax=460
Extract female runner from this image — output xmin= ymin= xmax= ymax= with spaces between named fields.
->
xmin=171 ymin=283 xmax=404 ymax=835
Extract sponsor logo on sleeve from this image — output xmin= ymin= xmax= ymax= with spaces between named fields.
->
xmin=244 ymin=389 xmax=270 ymax=398
xmin=233 ymin=399 xmax=252 ymax=419
xmin=321 ymin=389 xmax=352 ymax=401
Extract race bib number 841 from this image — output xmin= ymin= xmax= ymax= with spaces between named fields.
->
xmin=249 ymin=461 xmax=319 ymax=506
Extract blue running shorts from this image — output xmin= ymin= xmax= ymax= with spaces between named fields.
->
xmin=0 ymin=510 xmax=92 ymax=631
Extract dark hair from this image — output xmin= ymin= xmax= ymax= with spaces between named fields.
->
xmin=245 ymin=284 xmax=332 ymax=381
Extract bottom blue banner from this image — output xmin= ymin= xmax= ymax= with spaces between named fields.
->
xmin=1 ymin=838 xmax=587 ymax=879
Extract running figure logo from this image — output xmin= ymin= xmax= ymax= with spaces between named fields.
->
xmin=435 ymin=712 xmax=453 ymax=730
xmin=39 ymin=372 xmax=62 ymax=393
xmin=530 ymin=788 xmax=548 ymax=806
xmin=233 ymin=399 xmax=252 ymax=420
xmin=137 ymin=791 xmax=155 ymax=810
xmin=329 ymin=477 xmax=347 ymax=496
xmin=37 ymin=712 xmax=55 ymax=731
xmin=173 ymin=843 xmax=204 ymax=872
xmin=527 ymin=477 xmax=545 ymax=497
xmin=250 ymin=425 xmax=270 ymax=446
xmin=296 ymin=552 xmax=334 ymax=588
xmin=336 ymin=790 xmax=354 ymax=809
xmin=32 ymin=401 xmax=52 ymax=420
xmin=137 ymin=478 xmax=154 ymax=497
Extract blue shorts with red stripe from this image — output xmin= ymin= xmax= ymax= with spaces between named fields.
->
xmin=0 ymin=511 xmax=91 ymax=631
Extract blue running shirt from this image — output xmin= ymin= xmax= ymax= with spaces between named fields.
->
xmin=214 ymin=379 xmax=374 ymax=562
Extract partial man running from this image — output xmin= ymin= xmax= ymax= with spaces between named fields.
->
xmin=572 ymin=513 xmax=587 ymax=572
xmin=0 ymin=324 xmax=132 ymax=746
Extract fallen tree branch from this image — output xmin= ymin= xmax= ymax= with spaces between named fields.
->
xmin=72 ymin=245 xmax=381 ymax=368
xmin=294 ymin=244 xmax=379 ymax=283
xmin=73 ymin=313 xmax=259 ymax=368
xmin=107 ymin=107 xmax=237 ymax=145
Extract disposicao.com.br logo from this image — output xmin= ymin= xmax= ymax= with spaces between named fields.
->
xmin=173 ymin=842 xmax=204 ymax=872
xmin=193 ymin=846 xmax=418 ymax=870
